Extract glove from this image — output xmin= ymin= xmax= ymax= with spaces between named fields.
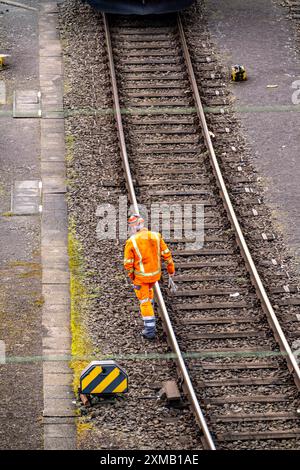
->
xmin=168 ymin=275 xmax=178 ymax=294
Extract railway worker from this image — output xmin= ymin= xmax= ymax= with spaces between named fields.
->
xmin=124 ymin=214 xmax=175 ymax=339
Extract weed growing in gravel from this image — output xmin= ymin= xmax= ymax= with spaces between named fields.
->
xmin=68 ymin=219 xmax=94 ymax=394
xmin=77 ymin=419 xmax=94 ymax=436
xmin=64 ymin=80 xmax=72 ymax=95
xmin=66 ymin=134 xmax=75 ymax=164
xmin=33 ymin=296 xmax=45 ymax=308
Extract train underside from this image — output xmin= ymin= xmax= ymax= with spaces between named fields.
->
xmin=85 ymin=0 xmax=194 ymax=15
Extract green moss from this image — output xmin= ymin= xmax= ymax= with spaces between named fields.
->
xmin=64 ymin=81 xmax=72 ymax=94
xmin=77 ymin=419 xmax=94 ymax=435
xmin=9 ymin=261 xmax=42 ymax=279
xmin=66 ymin=134 xmax=75 ymax=163
xmin=68 ymin=219 xmax=94 ymax=395
xmin=60 ymin=38 xmax=69 ymax=50
xmin=10 ymin=261 xmax=40 ymax=268
xmin=19 ymin=270 xmax=42 ymax=279
xmin=33 ymin=296 xmax=45 ymax=307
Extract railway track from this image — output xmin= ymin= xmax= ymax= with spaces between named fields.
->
xmin=103 ymin=12 xmax=300 ymax=450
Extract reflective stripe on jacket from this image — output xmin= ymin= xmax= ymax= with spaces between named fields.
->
xmin=124 ymin=228 xmax=175 ymax=283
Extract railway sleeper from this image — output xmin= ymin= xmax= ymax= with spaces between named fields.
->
xmin=125 ymin=91 xmax=191 ymax=98
xmin=197 ymin=376 xmax=290 ymax=387
xmin=136 ymin=147 xmax=202 ymax=155
xmin=203 ymin=394 xmax=292 ymax=404
xmin=116 ymin=42 xmax=178 ymax=50
xmin=200 ymin=361 xmax=281 ymax=370
xmin=114 ymin=49 xmax=182 ymax=57
xmin=124 ymin=74 xmax=187 ymax=81
xmin=186 ymin=331 xmax=267 ymax=341
xmin=211 ymin=412 xmax=300 ymax=423
xmin=118 ymin=65 xmax=184 ymax=73
xmin=124 ymin=83 xmax=189 ymax=90
xmin=174 ymin=301 xmax=252 ymax=310
xmin=180 ymin=317 xmax=262 ymax=326
xmin=216 ymin=430 xmax=300 ymax=441
xmin=174 ymin=288 xmax=247 ymax=297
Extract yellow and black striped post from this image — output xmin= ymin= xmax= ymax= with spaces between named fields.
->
xmin=80 ymin=360 xmax=128 ymax=395
xmin=0 ymin=55 xmax=10 ymax=69
xmin=231 ymin=64 xmax=247 ymax=82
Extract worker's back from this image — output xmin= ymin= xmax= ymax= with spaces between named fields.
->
xmin=125 ymin=228 xmax=161 ymax=283
xmin=124 ymin=216 xmax=175 ymax=339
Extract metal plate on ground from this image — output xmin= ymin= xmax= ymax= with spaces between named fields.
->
xmin=12 ymin=180 xmax=42 ymax=215
xmin=13 ymin=90 xmax=41 ymax=117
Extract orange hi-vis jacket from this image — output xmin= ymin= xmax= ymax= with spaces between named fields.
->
xmin=124 ymin=228 xmax=175 ymax=284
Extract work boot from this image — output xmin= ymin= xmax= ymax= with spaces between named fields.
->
xmin=141 ymin=329 xmax=156 ymax=340
xmin=142 ymin=316 xmax=156 ymax=339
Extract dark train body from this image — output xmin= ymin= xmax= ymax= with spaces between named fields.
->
xmin=85 ymin=0 xmax=194 ymax=14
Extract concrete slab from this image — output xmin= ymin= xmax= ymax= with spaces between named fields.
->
xmin=41 ymin=250 xmax=69 ymax=268
xmin=43 ymin=417 xmax=75 ymax=425
xmin=12 ymin=180 xmax=41 ymax=215
xmin=43 ymin=192 xmax=68 ymax=212
xmin=41 ymin=231 xmax=68 ymax=248
xmin=41 ymin=135 xmax=65 ymax=148
xmin=44 ymin=437 xmax=76 ymax=450
xmin=44 ymin=326 xmax=71 ymax=340
xmin=43 ymin=285 xmax=70 ymax=304
xmin=42 ymin=176 xmax=67 ymax=194
xmin=42 ymin=268 xmax=69 ymax=284
xmin=42 ymin=109 xmax=64 ymax=119
xmin=43 ymin=348 xmax=71 ymax=357
xmin=43 ymin=398 xmax=76 ymax=417
xmin=42 ymin=312 xmax=70 ymax=328
xmin=42 ymin=333 xmax=71 ymax=349
xmin=44 ymin=385 xmax=74 ymax=400
xmin=44 ymin=373 xmax=73 ymax=386
xmin=41 ymin=119 xmax=64 ymax=133
xmin=41 ymin=149 xmax=65 ymax=162
xmin=44 ymin=424 xmax=76 ymax=438
xmin=41 ymin=162 xmax=66 ymax=177
xmin=17 ymin=90 xmax=39 ymax=104
xmin=43 ymin=362 xmax=72 ymax=374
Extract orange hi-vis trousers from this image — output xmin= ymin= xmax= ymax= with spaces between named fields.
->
xmin=133 ymin=282 xmax=155 ymax=318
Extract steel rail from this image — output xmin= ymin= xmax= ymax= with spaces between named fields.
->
xmin=177 ymin=14 xmax=300 ymax=390
xmin=102 ymin=13 xmax=216 ymax=451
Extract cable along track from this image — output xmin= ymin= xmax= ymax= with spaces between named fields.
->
xmin=103 ymin=12 xmax=300 ymax=449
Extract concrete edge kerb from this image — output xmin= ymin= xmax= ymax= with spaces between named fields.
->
xmin=39 ymin=0 xmax=76 ymax=450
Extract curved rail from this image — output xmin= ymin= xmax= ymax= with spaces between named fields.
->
xmin=177 ymin=14 xmax=300 ymax=390
xmin=103 ymin=12 xmax=216 ymax=451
